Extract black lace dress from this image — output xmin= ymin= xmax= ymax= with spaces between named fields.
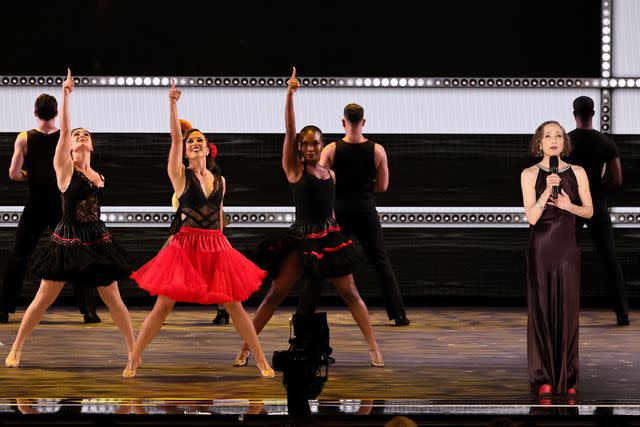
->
xmin=31 ymin=170 xmax=132 ymax=287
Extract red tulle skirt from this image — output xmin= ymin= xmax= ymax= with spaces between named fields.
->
xmin=131 ymin=227 xmax=266 ymax=304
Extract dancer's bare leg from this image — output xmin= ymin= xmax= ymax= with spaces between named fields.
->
xmin=122 ymin=295 xmax=175 ymax=378
xmin=224 ymin=301 xmax=274 ymax=377
xmin=331 ymin=274 xmax=384 ymax=366
xmin=5 ymin=280 xmax=65 ymax=367
xmin=96 ymin=281 xmax=135 ymax=356
xmin=235 ymin=252 xmax=302 ymax=361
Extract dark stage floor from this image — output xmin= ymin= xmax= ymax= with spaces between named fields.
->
xmin=0 ymin=306 xmax=639 ymax=424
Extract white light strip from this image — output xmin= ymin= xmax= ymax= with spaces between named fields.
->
xmin=0 ymin=75 xmax=628 ymax=89
xmin=1 ymin=206 xmax=639 ymax=228
xmin=602 ymin=0 xmax=613 ymax=78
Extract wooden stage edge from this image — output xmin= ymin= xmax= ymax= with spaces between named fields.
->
xmin=0 ymin=306 xmax=639 ymax=416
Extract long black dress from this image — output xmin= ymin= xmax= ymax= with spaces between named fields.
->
xmin=31 ymin=169 xmax=132 ymax=287
xmin=527 ymin=164 xmax=581 ymax=394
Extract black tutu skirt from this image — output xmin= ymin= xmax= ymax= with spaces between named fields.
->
xmin=31 ymin=220 xmax=132 ymax=287
xmin=256 ymin=218 xmax=361 ymax=279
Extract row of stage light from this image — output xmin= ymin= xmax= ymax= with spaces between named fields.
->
xmin=1 ymin=207 xmax=639 ymax=228
xmin=2 ymin=76 xmax=640 ymax=89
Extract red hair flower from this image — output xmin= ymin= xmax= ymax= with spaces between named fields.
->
xmin=208 ymin=143 xmax=218 ymax=159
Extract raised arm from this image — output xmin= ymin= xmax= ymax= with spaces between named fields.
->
xmin=53 ymin=69 xmax=75 ymax=190
xmin=8 ymin=132 xmax=28 ymax=182
xmin=283 ymin=67 xmax=302 ymax=182
xmin=373 ymin=143 xmax=389 ymax=192
xmin=167 ymin=79 xmax=186 ymax=195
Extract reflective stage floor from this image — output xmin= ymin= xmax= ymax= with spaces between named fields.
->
xmin=0 ymin=307 xmax=639 ymax=425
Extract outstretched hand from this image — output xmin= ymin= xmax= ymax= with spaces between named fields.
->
xmin=169 ymin=78 xmax=182 ymax=103
xmin=62 ymin=68 xmax=75 ymax=96
xmin=287 ymin=67 xmax=300 ymax=94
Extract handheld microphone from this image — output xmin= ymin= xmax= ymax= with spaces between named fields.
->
xmin=549 ymin=155 xmax=559 ymax=198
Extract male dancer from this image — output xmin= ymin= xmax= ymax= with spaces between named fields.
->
xmin=0 ymin=94 xmax=98 ymax=324
xmin=299 ymin=103 xmax=409 ymax=326
xmin=567 ymin=96 xmax=629 ymax=326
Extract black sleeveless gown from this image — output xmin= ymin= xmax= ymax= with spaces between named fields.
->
xmin=527 ymin=164 xmax=581 ymax=394
xmin=257 ymin=166 xmax=361 ymax=279
xmin=31 ymin=169 xmax=132 ymax=287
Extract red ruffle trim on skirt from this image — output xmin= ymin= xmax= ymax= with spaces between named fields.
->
xmin=131 ymin=227 xmax=266 ymax=304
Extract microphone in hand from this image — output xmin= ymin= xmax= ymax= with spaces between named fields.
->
xmin=549 ymin=155 xmax=559 ymax=198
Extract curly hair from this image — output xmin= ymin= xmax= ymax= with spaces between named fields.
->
xmin=530 ymin=120 xmax=572 ymax=157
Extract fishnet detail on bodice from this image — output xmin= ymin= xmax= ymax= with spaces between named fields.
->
xmin=75 ymin=193 xmax=101 ymax=222
xmin=181 ymin=205 xmax=221 ymax=229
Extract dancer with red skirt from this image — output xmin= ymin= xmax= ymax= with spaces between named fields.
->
xmin=233 ymin=68 xmax=384 ymax=368
xmin=123 ymin=80 xmax=274 ymax=379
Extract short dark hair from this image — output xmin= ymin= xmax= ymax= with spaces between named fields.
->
xmin=34 ymin=94 xmax=58 ymax=121
xmin=182 ymin=128 xmax=221 ymax=174
xmin=344 ymin=103 xmax=364 ymax=124
xmin=530 ymin=120 xmax=572 ymax=157
xmin=573 ymin=96 xmax=595 ymax=120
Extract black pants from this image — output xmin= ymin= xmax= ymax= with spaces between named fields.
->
xmin=297 ymin=209 xmax=407 ymax=320
xmin=576 ymin=202 xmax=628 ymax=318
xmin=0 ymin=193 xmax=96 ymax=315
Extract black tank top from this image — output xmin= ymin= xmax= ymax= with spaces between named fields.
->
xmin=169 ymin=168 xmax=223 ymax=234
xmin=24 ymin=129 xmax=60 ymax=190
xmin=332 ymin=139 xmax=376 ymax=212
xmin=290 ymin=166 xmax=334 ymax=222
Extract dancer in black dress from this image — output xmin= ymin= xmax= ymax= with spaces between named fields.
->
xmin=4 ymin=70 xmax=135 ymax=368
xmin=520 ymin=121 xmax=593 ymax=396
xmin=0 ymin=93 xmax=99 ymax=324
xmin=234 ymin=68 xmax=384 ymax=368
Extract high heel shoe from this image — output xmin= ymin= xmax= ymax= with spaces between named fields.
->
xmin=233 ymin=348 xmax=251 ymax=367
xmin=256 ymin=359 xmax=275 ymax=378
xmin=538 ymin=384 xmax=552 ymax=396
xmin=5 ymin=348 xmax=21 ymax=368
xmin=122 ymin=357 xmax=142 ymax=379
xmin=212 ymin=309 xmax=229 ymax=325
xmin=369 ymin=349 xmax=385 ymax=368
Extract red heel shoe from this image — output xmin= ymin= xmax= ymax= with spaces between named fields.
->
xmin=538 ymin=384 xmax=552 ymax=396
